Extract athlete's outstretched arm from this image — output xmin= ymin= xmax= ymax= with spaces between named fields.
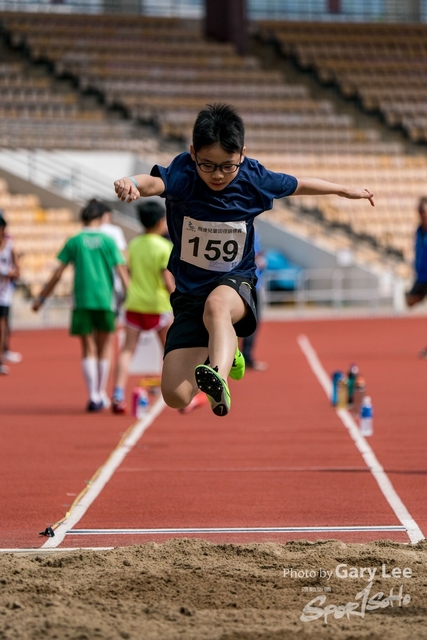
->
xmin=114 ymin=175 xmax=165 ymax=203
xmin=32 ymin=262 xmax=67 ymax=311
xmin=292 ymin=177 xmax=374 ymax=207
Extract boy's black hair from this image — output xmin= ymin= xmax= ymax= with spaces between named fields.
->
xmin=137 ymin=200 xmax=165 ymax=230
xmin=192 ymin=103 xmax=245 ymax=154
xmin=81 ymin=198 xmax=110 ymax=223
xmin=0 ymin=210 xmax=6 ymax=227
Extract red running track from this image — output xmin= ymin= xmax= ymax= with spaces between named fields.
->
xmin=0 ymin=317 xmax=426 ymax=550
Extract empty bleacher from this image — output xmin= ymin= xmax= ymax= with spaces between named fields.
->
xmin=258 ymin=151 xmax=422 ymax=271
xmin=0 ymin=178 xmax=79 ymax=296
xmin=257 ymin=20 xmax=427 ymax=143
xmin=0 ymin=29 xmax=153 ymax=151
xmin=0 ymin=62 xmax=152 ymax=150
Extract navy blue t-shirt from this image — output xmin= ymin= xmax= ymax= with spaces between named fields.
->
xmin=151 ymin=152 xmax=297 ymax=295
xmin=415 ymin=226 xmax=427 ymax=282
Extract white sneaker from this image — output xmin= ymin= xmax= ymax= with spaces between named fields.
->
xmin=0 ymin=364 xmax=10 ymax=375
xmin=3 ymin=350 xmax=22 ymax=363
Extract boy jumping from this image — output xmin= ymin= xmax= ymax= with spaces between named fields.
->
xmin=114 ymin=103 xmax=374 ymax=417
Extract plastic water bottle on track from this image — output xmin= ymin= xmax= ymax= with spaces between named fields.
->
xmin=359 ymin=396 xmax=374 ymax=436
xmin=352 ymin=375 xmax=366 ymax=417
xmin=136 ymin=388 xmax=149 ymax=418
xmin=336 ymin=376 xmax=348 ymax=409
xmin=132 ymin=387 xmax=149 ymax=417
xmin=331 ymin=371 xmax=343 ymax=406
xmin=347 ymin=363 xmax=359 ymax=407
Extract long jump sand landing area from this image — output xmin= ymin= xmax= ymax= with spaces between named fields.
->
xmin=0 ymin=319 xmax=426 ymax=639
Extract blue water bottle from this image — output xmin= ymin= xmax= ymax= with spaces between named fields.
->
xmin=331 ymin=371 xmax=343 ymax=406
xmin=359 ymin=396 xmax=373 ymax=436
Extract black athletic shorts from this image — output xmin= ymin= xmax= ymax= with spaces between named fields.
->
xmin=164 ymin=274 xmax=258 ymax=357
xmin=0 ymin=305 xmax=10 ymax=319
xmin=408 ymin=280 xmax=427 ymax=298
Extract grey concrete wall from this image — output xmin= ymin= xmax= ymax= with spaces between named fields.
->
xmin=257 ymin=217 xmax=338 ymax=270
xmin=0 ymin=164 xmax=141 ymax=244
xmin=256 ymin=216 xmax=377 ymax=283
xmin=0 ymin=166 xmax=80 ymax=218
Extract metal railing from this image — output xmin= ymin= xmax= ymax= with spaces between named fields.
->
xmin=263 ymin=267 xmax=394 ymax=309
xmin=0 ymin=0 xmax=426 ymax=22
xmin=10 ymin=292 xmax=71 ymax=330
xmin=0 ymin=149 xmax=114 ymax=204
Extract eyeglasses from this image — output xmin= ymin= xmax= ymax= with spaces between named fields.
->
xmin=195 ymin=154 xmax=242 ymax=174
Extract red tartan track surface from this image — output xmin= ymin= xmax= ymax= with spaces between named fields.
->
xmin=1 ymin=316 xmax=426 ymax=550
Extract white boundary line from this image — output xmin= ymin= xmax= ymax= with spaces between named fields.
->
xmin=118 ymin=465 xmax=369 ymax=472
xmin=66 ymin=525 xmax=405 ymax=535
xmin=0 ymin=547 xmax=114 ymax=554
xmin=297 ymin=333 xmax=424 ymax=544
xmin=42 ymin=395 xmax=166 ymax=549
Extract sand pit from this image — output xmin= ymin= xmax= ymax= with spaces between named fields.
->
xmin=0 ymin=538 xmax=426 ymax=639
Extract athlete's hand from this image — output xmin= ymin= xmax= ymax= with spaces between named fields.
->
xmin=114 ymin=177 xmax=140 ymax=203
xmin=344 ymin=187 xmax=375 ymax=207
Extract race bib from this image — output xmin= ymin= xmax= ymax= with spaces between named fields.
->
xmin=181 ymin=216 xmax=247 ymax=272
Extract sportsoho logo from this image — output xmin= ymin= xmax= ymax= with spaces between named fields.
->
xmin=283 ymin=564 xmax=412 ymax=624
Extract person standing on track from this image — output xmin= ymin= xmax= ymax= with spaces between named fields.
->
xmin=113 ymin=102 xmax=374 ymax=417
xmin=0 ymin=213 xmax=20 ymax=376
xmin=111 ymin=201 xmax=174 ymax=414
xmin=98 ymin=199 xmax=128 ymax=314
xmin=406 ymin=196 xmax=427 ymax=358
xmin=95 ymin=198 xmax=129 ymax=406
xmin=0 ymin=209 xmax=22 ymax=367
xmin=32 ymin=200 xmax=129 ymax=412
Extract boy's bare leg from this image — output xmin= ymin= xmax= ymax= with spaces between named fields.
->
xmin=114 ymin=326 xmax=140 ymax=390
xmin=94 ymin=331 xmax=113 ymax=360
xmin=0 ymin=317 xmax=8 ymax=372
xmin=80 ymin=333 xmax=96 ymax=358
xmin=203 ymin=285 xmax=246 ymax=379
xmin=162 ymin=289 xmax=245 ymax=412
xmin=162 ymin=347 xmax=208 ymax=409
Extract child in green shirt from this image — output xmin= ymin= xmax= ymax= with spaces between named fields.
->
xmin=33 ymin=200 xmax=129 ymax=412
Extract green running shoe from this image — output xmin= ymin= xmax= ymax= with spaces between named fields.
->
xmin=195 ymin=364 xmax=231 ymax=417
xmin=229 ymin=343 xmax=245 ymax=381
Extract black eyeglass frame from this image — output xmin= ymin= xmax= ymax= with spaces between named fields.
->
xmin=194 ymin=153 xmax=243 ymax=174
